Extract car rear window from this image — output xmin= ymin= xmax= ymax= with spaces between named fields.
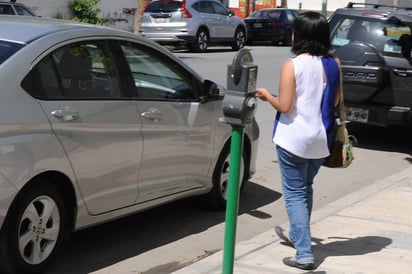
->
xmin=145 ymin=0 xmax=182 ymax=13
xmin=331 ymin=17 xmax=412 ymax=56
xmin=252 ymin=10 xmax=281 ymax=18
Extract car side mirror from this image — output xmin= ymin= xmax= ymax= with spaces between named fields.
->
xmin=228 ymin=10 xmax=235 ymax=17
xmin=204 ymin=80 xmax=225 ymax=101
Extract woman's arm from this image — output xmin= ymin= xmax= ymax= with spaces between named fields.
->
xmin=335 ymin=57 xmax=342 ymax=106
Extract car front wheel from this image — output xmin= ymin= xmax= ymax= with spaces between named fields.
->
xmin=231 ymin=28 xmax=246 ymax=51
xmin=0 ymin=180 xmax=66 ymax=274
xmin=207 ymin=143 xmax=247 ymax=210
xmin=191 ymin=29 xmax=209 ymax=53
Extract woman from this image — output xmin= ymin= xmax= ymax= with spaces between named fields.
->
xmin=256 ymin=11 xmax=341 ymax=270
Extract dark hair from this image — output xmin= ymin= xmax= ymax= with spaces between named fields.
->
xmin=291 ymin=11 xmax=331 ymax=56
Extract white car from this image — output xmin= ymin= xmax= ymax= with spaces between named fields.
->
xmin=0 ymin=16 xmax=259 ymax=274
xmin=139 ymin=0 xmax=247 ymax=52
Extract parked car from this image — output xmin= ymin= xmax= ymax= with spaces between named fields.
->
xmin=0 ymin=16 xmax=259 ymax=274
xmin=244 ymin=8 xmax=298 ymax=46
xmin=139 ymin=0 xmax=247 ymax=52
xmin=329 ymin=2 xmax=412 ymax=128
xmin=0 ymin=1 xmax=36 ymax=16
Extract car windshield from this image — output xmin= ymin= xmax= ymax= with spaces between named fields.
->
xmin=331 ymin=17 xmax=412 ymax=57
xmin=0 ymin=41 xmax=23 ymax=65
xmin=145 ymin=0 xmax=182 ymax=13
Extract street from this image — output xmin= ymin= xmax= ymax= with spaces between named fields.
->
xmin=46 ymin=45 xmax=412 ymax=274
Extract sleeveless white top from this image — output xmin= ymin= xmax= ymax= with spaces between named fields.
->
xmin=273 ymin=55 xmax=329 ymax=159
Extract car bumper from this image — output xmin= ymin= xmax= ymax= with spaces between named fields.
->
xmin=345 ymin=103 xmax=412 ymax=128
xmin=246 ymin=28 xmax=283 ymax=41
xmin=139 ymin=33 xmax=190 ymax=45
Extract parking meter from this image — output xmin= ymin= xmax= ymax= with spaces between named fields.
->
xmin=223 ymin=48 xmax=258 ymax=127
xmin=222 ymin=48 xmax=258 ymax=274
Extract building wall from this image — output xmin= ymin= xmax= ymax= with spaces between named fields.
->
xmin=286 ymin=0 xmax=365 ymax=12
xmin=17 ymin=0 xmax=138 ymax=32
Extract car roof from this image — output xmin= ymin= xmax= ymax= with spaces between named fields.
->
xmin=334 ymin=3 xmax=412 ymax=23
xmin=0 ymin=16 xmax=138 ymax=44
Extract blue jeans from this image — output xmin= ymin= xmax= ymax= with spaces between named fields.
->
xmin=276 ymin=145 xmax=324 ymax=264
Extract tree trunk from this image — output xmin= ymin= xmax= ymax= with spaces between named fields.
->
xmin=134 ymin=0 xmax=150 ymax=34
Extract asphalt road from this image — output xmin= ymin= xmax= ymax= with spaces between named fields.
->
xmin=46 ymin=45 xmax=412 ymax=274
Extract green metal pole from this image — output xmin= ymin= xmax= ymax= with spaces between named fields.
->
xmin=222 ymin=126 xmax=244 ymax=274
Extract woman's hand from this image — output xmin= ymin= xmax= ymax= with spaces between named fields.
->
xmin=255 ymin=88 xmax=272 ymax=101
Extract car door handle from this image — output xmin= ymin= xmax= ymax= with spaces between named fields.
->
xmin=141 ymin=108 xmax=163 ymax=122
xmin=51 ymin=109 xmax=80 ymax=121
xmin=393 ymin=69 xmax=412 ymax=77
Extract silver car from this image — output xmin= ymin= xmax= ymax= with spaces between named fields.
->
xmin=139 ymin=0 xmax=247 ymax=52
xmin=0 ymin=1 xmax=36 ymax=16
xmin=0 ymin=16 xmax=259 ymax=274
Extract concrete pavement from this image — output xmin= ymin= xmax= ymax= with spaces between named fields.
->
xmin=172 ymin=166 xmax=412 ymax=274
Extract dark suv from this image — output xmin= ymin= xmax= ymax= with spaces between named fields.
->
xmin=329 ymin=2 xmax=412 ymax=128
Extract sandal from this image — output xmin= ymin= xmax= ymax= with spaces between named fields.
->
xmin=283 ymin=256 xmax=315 ymax=270
xmin=275 ymin=226 xmax=294 ymax=248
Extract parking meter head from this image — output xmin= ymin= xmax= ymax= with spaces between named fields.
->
xmin=231 ymin=48 xmax=254 ymax=85
xmin=223 ymin=49 xmax=258 ymax=127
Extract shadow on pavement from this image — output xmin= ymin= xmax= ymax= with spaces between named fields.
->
xmin=313 ymin=236 xmax=392 ymax=267
xmin=347 ymin=123 xmax=412 ymax=155
xmin=46 ymin=181 xmax=281 ymax=274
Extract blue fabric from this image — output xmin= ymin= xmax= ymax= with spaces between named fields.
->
xmin=276 ymin=145 xmax=324 ymax=263
xmin=321 ymin=57 xmax=340 ymax=150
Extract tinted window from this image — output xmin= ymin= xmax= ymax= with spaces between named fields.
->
xmin=211 ymin=2 xmax=228 ymax=15
xmin=193 ymin=1 xmax=214 ymax=13
xmin=0 ymin=41 xmax=23 ymax=64
xmin=331 ymin=17 xmax=412 ymax=56
xmin=285 ymin=10 xmax=297 ymax=22
xmin=14 ymin=5 xmax=35 ymax=16
xmin=119 ymin=42 xmax=195 ymax=100
xmin=23 ymin=41 xmax=122 ymax=100
xmin=0 ymin=4 xmax=14 ymax=15
xmin=145 ymin=0 xmax=182 ymax=13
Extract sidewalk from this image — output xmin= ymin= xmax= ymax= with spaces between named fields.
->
xmin=172 ymin=166 xmax=412 ymax=274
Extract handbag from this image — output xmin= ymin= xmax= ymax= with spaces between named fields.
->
xmin=323 ymin=68 xmax=357 ymax=168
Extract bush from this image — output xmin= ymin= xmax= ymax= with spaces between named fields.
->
xmin=68 ymin=0 xmax=105 ymax=25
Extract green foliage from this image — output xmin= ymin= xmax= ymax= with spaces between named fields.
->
xmin=68 ymin=0 xmax=106 ymax=25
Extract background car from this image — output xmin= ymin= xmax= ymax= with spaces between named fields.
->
xmin=0 ymin=1 xmax=36 ymax=16
xmin=244 ymin=8 xmax=298 ymax=46
xmin=139 ymin=0 xmax=247 ymax=52
xmin=329 ymin=2 xmax=412 ymax=128
xmin=0 ymin=16 xmax=258 ymax=274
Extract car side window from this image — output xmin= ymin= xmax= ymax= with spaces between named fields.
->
xmin=14 ymin=5 xmax=33 ymax=16
xmin=285 ymin=10 xmax=296 ymax=22
xmin=118 ymin=42 xmax=196 ymax=100
xmin=195 ymin=1 xmax=215 ymax=14
xmin=211 ymin=2 xmax=228 ymax=15
xmin=0 ymin=4 xmax=14 ymax=14
xmin=22 ymin=41 xmax=122 ymax=100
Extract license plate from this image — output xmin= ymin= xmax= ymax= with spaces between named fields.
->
xmin=155 ymin=18 xmax=166 ymax=23
xmin=345 ymin=107 xmax=369 ymax=123
xmin=253 ymin=23 xmax=262 ymax=28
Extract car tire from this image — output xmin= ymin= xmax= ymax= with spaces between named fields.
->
xmin=0 ymin=180 xmax=67 ymax=274
xmin=191 ymin=29 xmax=209 ymax=53
xmin=207 ymin=142 xmax=247 ymax=210
xmin=231 ymin=28 xmax=246 ymax=51
xmin=281 ymin=29 xmax=292 ymax=46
